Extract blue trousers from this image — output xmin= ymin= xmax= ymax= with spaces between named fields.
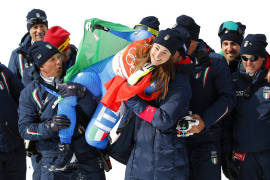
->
xmin=31 ymin=155 xmax=41 ymax=180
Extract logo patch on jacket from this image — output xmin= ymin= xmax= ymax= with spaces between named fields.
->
xmin=263 ymin=86 xmax=270 ymax=99
xmin=210 ymin=151 xmax=218 ymax=165
xmin=194 ymin=72 xmax=201 ymax=79
xmin=233 ymin=152 xmax=246 ymax=161
xmin=236 ymin=90 xmax=244 ymax=96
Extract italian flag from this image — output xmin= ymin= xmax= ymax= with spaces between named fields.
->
xmin=264 ymin=92 xmax=270 ymax=99
xmin=89 ymin=126 xmax=108 ymax=141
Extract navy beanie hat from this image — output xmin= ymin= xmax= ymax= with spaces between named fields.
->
xmin=26 ymin=9 xmax=48 ymax=31
xmin=240 ymin=34 xmax=268 ymax=57
xmin=153 ymin=28 xmax=185 ymax=56
xmin=219 ymin=22 xmax=246 ymax=46
xmin=172 ymin=25 xmax=191 ymax=53
xmin=140 ymin=16 xmax=160 ymax=31
xmin=220 ymin=31 xmax=243 ymax=46
xmin=175 ymin=15 xmax=200 ymax=40
xmin=29 ymin=41 xmax=59 ymax=69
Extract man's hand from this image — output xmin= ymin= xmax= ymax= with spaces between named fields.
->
xmin=57 ymin=82 xmax=86 ymax=99
xmin=186 ymin=114 xmax=205 ymax=134
xmin=45 ymin=115 xmax=71 ymax=132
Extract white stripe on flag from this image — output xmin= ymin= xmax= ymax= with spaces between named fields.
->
xmin=103 ymin=113 xmax=117 ymax=123
xmin=94 ymin=128 xmax=105 ymax=141
xmin=94 ymin=121 xmax=111 ymax=132
xmin=97 ymin=106 xmax=107 ymax=121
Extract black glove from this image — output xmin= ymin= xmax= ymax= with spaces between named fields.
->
xmin=222 ymin=153 xmax=240 ymax=180
xmin=57 ymin=82 xmax=87 ymax=99
xmin=45 ymin=115 xmax=71 ymax=132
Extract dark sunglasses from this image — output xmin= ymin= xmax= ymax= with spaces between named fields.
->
xmin=241 ymin=55 xmax=259 ymax=62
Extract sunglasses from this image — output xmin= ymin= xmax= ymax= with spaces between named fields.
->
xmin=27 ymin=17 xmax=47 ymax=25
xmin=241 ymin=55 xmax=259 ymax=62
xmin=134 ymin=24 xmax=159 ymax=36
xmin=218 ymin=21 xmax=245 ymax=37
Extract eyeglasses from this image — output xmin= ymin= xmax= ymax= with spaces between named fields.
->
xmin=241 ymin=55 xmax=259 ymax=62
xmin=27 ymin=17 xmax=47 ymax=25
xmin=218 ymin=21 xmax=245 ymax=37
xmin=134 ymin=24 xmax=159 ymax=36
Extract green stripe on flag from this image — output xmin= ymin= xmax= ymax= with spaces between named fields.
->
xmin=64 ymin=18 xmax=135 ymax=82
xmin=89 ymin=126 xmax=99 ymax=140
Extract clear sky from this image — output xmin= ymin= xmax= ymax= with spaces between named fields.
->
xmin=1 ymin=0 xmax=268 ymax=179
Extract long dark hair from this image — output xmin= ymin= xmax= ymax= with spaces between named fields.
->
xmin=134 ymin=43 xmax=175 ymax=99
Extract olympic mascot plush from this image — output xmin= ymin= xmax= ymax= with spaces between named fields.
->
xmin=57 ymin=18 xmax=157 ymax=149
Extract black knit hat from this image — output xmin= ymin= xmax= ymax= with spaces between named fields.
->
xmin=221 ymin=32 xmax=243 ymax=46
xmin=175 ymin=15 xmax=200 ymax=40
xmin=140 ymin=16 xmax=160 ymax=31
xmin=26 ymin=9 xmax=48 ymax=31
xmin=240 ymin=34 xmax=268 ymax=57
xmin=219 ymin=21 xmax=246 ymax=45
xmin=28 ymin=41 xmax=59 ymax=69
xmin=153 ymin=28 xmax=185 ymax=56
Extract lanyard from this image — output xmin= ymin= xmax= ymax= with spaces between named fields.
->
xmin=40 ymin=84 xmax=60 ymax=97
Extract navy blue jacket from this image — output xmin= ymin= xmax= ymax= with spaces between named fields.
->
xmin=8 ymin=33 xmax=77 ymax=86
xmin=8 ymin=33 xmax=35 ymax=86
xmin=188 ymin=40 xmax=236 ymax=142
xmin=18 ymin=78 xmax=98 ymax=157
xmin=124 ymin=72 xmax=191 ymax=180
xmin=0 ymin=64 xmax=24 ymax=152
xmin=232 ymin=70 xmax=270 ymax=152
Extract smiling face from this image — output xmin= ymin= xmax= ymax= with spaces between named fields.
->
xmin=29 ymin=24 xmax=48 ymax=42
xmin=150 ymin=43 xmax=171 ymax=66
xmin=222 ymin=40 xmax=240 ymax=63
xmin=241 ymin=54 xmax=265 ymax=74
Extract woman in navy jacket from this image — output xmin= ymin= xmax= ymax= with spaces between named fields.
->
xmin=123 ymin=28 xmax=192 ymax=180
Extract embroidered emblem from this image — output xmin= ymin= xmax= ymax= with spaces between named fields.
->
xmin=36 ymin=13 xmax=40 ymax=18
xmin=195 ymin=72 xmax=201 ymax=79
xmin=233 ymin=152 xmax=246 ymax=161
xmin=164 ymin=34 xmax=170 ymax=40
xmin=211 ymin=151 xmax=218 ymax=165
xmin=263 ymin=86 xmax=270 ymax=99
xmin=46 ymin=44 xmax=52 ymax=49
xmin=244 ymin=40 xmax=252 ymax=47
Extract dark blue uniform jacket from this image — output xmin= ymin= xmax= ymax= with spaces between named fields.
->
xmin=124 ymin=72 xmax=192 ymax=180
xmin=18 ymin=78 xmax=98 ymax=157
xmin=188 ymin=40 xmax=236 ymax=143
xmin=232 ymin=70 xmax=270 ymax=152
xmin=0 ymin=64 xmax=24 ymax=152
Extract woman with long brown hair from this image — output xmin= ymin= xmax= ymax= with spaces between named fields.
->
xmin=121 ymin=28 xmax=192 ymax=180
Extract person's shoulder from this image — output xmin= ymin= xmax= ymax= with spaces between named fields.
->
xmin=21 ymin=80 xmax=40 ymax=94
xmin=0 ymin=63 xmax=7 ymax=70
xmin=172 ymin=72 xmax=191 ymax=88
xmin=232 ymin=71 xmax=240 ymax=81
